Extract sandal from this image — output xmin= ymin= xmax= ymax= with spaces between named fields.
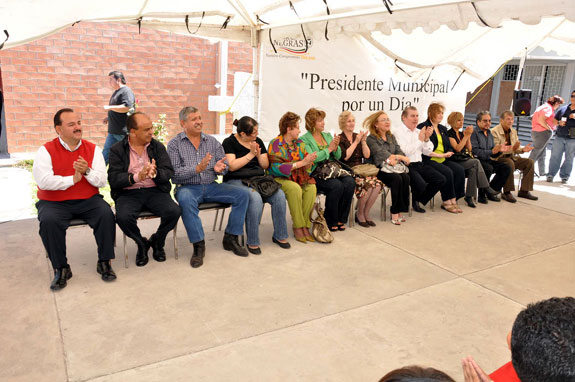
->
xmin=390 ymin=219 xmax=401 ymax=225
xmin=337 ymin=223 xmax=346 ymax=231
xmin=441 ymin=203 xmax=459 ymax=214
xmin=398 ymin=215 xmax=407 ymax=222
xmin=303 ymin=228 xmax=315 ymax=242
xmin=329 ymin=226 xmax=339 ymax=232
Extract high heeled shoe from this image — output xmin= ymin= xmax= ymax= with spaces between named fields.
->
xmin=293 ymin=227 xmax=307 ymax=243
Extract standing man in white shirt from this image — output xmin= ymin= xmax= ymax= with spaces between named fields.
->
xmin=33 ymin=108 xmax=117 ymax=290
xmin=392 ymin=106 xmax=445 ymax=213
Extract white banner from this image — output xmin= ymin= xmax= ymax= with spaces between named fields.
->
xmin=258 ymin=27 xmax=469 ymax=142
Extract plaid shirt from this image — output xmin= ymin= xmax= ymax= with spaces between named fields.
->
xmin=167 ymin=132 xmax=228 ymax=185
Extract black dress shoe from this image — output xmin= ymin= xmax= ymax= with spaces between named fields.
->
xmin=483 ymin=187 xmax=500 ymax=198
xmin=477 ymin=195 xmax=488 ymax=204
xmin=464 ymin=196 xmax=476 ymax=208
xmin=501 ymin=192 xmax=517 ymax=203
xmin=272 ymin=237 xmax=291 ymax=249
xmin=412 ymin=201 xmax=426 ymax=213
xmin=191 ymin=240 xmax=205 ymax=268
xmin=135 ymin=237 xmax=150 ymax=267
xmin=50 ymin=265 xmax=72 ymax=290
xmin=517 ymin=191 xmax=538 ymax=200
xmin=355 ymin=215 xmax=370 ymax=228
xmin=487 ymin=193 xmax=501 ymax=202
xmin=97 ymin=261 xmax=117 ymax=281
xmin=222 ymin=233 xmax=249 ymax=257
xmin=149 ymin=234 xmax=166 ymax=262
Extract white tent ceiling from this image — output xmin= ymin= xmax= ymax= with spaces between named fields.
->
xmin=0 ymin=0 xmax=574 ymax=92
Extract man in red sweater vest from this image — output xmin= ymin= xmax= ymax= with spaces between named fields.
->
xmin=33 ymin=108 xmax=117 ymax=290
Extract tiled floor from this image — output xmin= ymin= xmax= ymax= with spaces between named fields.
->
xmin=1 ymin=176 xmax=574 ymax=382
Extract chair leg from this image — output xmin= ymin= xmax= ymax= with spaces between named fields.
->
xmin=212 ymin=209 xmax=219 ymax=231
xmin=173 ymin=223 xmax=178 ymax=260
xmin=348 ymin=195 xmax=356 ymax=227
xmin=218 ymin=208 xmax=226 ymax=231
xmin=123 ymin=233 xmax=128 ymax=268
xmin=381 ymin=188 xmax=388 ymax=221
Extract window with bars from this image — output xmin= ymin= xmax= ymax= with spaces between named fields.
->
xmin=503 ymin=64 xmax=519 ymax=81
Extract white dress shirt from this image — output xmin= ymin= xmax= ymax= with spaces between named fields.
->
xmin=33 ymin=137 xmax=107 ymax=191
xmin=392 ymin=124 xmax=434 ymax=163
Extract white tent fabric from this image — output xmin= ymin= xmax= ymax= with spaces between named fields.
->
xmin=0 ymin=0 xmax=574 ymax=49
xmin=0 ymin=0 xmax=574 ymax=117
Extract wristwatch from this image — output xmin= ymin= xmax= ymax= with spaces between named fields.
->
xmin=85 ymin=168 xmax=91 ymax=176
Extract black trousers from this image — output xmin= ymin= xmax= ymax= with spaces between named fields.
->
xmin=37 ymin=194 xmax=116 ymax=269
xmin=478 ymin=159 xmax=512 ymax=193
xmin=377 ymin=171 xmax=410 ymax=214
xmin=408 ymin=162 xmax=446 ymax=205
xmin=315 ymin=175 xmax=355 ymax=227
xmin=425 ymin=160 xmax=466 ymax=201
xmin=115 ymin=188 xmax=181 ymax=247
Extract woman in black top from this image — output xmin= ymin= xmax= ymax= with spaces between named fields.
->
xmin=337 ymin=111 xmax=383 ymax=227
xmin=417 ymin=103 xmax=465 ymax=213
xmin=446 ymin=111 xmax=499 ymax=207
xmin=222 ymin=116 xmax=290 ymax=254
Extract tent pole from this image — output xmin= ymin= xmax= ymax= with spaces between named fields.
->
xmin=218 ymin=40 xmax=229 ymax=135
xmin=252 ymin=29 xmax=260 ymax=121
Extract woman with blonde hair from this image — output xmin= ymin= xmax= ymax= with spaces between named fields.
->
xmin=417 ymin=103 xmax=465 ymax=213
xmin=365 ymin=111 xmax=410 ymax=225
xmin=447 ymin=111 xmax=499 ymax=207
xmin=337 ymin=111 xmax=383 ymax=227
xmin=301 ymin=108 xmax=355 ymax=232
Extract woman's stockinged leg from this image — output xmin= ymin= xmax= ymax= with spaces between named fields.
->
xmin=364 ymin=184 xmax=382 ymax=221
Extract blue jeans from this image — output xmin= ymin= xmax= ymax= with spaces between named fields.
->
xmin=102 ymin=133 xmax=126 ymax=164
xmin=548 ymin=136 xmax=575 ymax=181
xmin=175 ymin=182 xmax=249 ymax=243
xmin=226 ymin=179 xmax=289 ymax=246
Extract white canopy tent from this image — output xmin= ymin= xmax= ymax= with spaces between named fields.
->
xmin=1 ymin=0 xmax=574 ymax=130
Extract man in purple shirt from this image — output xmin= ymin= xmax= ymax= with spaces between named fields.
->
xmin=167 ymin=106 xmax=249 ymax=268
xmin=108 ymin=112 xmax=181 ymax=267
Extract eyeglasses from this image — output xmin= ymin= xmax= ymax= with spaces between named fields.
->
xmin=378 ymin=118 xmax=391 ymax=123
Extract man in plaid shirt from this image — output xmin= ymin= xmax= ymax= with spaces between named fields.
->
xmin=167 ymin=106 xmax=250 ymax=268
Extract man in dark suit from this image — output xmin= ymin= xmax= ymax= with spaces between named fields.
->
xmin=108 ymin=112 xmax=181 ymax=266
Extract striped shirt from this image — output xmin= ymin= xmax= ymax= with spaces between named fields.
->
xmin=167 ymin=132 xmax=228 ymax=185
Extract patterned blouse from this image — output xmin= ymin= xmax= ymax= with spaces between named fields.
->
xmin=268 ymin=135 xmax=315 ymax=185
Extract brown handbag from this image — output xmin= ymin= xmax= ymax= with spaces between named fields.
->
xmin=310 ymin=201 xmax=333 ymax=243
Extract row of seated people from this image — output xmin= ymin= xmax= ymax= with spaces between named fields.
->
xmin=378 ymin=296 xmax=575 ymax=382
xmin=33 ymin=104 xmax=538 ymax=290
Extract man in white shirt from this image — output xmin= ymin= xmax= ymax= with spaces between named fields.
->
xmin=392 ymin=106 xmax=445 ymax=213
xmin=33 ymin=108 xmax=117 ymax=290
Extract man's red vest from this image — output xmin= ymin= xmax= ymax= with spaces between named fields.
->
xmin=37 ymin=138 xmax=99 ymax=201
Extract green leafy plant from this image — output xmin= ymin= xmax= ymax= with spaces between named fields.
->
xmin=153 ymin=113 xmax=168 ymax=144
xmin=15 ymin=159 xmax=34 ymax=171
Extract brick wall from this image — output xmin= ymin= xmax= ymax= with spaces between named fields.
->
xmin=0 ymin=22 xmax=253 ymax=153
xmin=465 ymin=80 xmax=493 ymax=115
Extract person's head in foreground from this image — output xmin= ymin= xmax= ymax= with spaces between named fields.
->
xmin=511 ymin=296 xmax=575 ymax=382
xmin=379 ymin=365 xmax=455 ymax=382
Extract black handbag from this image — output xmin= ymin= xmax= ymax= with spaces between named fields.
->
xmin=311 ymin=158 xmax=354 ymax=180
xmin=451 ymin=149 xmax=473 ymax=162
xmin=241 ymin=175 xmax=282 ymax=198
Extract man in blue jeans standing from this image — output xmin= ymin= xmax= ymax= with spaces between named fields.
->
xmin=167 ymin=106 xmax=249 ymax=268
xmin=102 ymin=71 xmax=135 ymax=164
xmin=548 ymin=90 xmax=575 ymax=184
